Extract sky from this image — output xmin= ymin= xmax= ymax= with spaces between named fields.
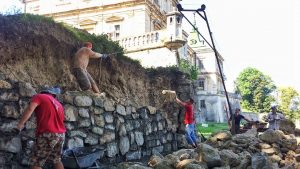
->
xmin=180 ymin=0 xmax=300 ymax=92
xmin=1 ymin=0 xmax=299 ymax=92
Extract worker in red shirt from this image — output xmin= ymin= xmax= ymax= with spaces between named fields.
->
xmin=16 ymin=86 xmax=66 ymax=169
xmin=176 ymin=96 xmax=197 ymax=148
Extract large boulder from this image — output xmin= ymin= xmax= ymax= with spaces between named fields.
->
xmin=195 ymin=143 xmax=222 ymax=168
xmin=279 ymin=119 xmax=295 ymax=134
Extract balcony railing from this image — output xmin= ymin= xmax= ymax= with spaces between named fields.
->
xmin=118 ymin=30 xmax=166 ymax=52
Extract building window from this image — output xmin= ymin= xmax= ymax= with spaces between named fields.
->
xmin=198 ymin=59 xmax=204 ymax=70
xmin=200 ymin=100 xmax=206 ymax=108
xmin=199 ymin=79 xmax=205 ymax=90
xmin=114 ymin=25 xmax=120 ymax=40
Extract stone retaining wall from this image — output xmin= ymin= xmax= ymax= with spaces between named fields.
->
xmin=0 ymin=79 xmax=180 ymax=168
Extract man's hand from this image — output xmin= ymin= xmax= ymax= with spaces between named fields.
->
xmin=11 ymin=127 xmax=21 ymax=135
xmin=102 ymin=54 xmax=109 ymax=59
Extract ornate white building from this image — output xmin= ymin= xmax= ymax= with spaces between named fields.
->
xmin=24 ymin=0 xmax=241 ymax=122
xmin=24 ymin=0 xmax=190 ymax=67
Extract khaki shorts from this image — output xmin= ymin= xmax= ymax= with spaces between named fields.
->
xmin=29 ymin=133 xmax=65 ymax=167
xmin=73 ymin=68 xmax=96 ymax=90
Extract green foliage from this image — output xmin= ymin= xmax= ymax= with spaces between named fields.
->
xmin=235 ymin=67 xmax=276 ymax=113
xmin=278 ymin=87 xmax=300 ymax=120
xmin=178 ymin=59 xmax=199 ymax=80
xmin=19 ymin=13 xmax=56 ymax=24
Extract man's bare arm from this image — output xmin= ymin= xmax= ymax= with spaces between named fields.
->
xmin=176 ymin=97 xmax=185 ymax=107
xmin=17 ymin=102 xmax=39 ymax=130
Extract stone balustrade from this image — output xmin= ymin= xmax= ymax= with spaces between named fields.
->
xmin=118 ymin=30 xmax=166 ymax=52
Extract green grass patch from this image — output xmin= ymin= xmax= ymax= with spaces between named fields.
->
xmin=197 ymin=122 xmax=229 ymax=137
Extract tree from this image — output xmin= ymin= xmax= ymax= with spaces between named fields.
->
xmin=178 ymin=58 xmax=199 ymax=80
xmin=278 ymin=87 xmax=300 ymax=120
xmin=235 ymin=67 xmax=276 ymax=113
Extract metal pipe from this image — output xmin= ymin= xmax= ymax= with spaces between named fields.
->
xmin=177 ymin=3 xmax=235 ymax=134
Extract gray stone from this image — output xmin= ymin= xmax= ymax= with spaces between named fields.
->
xmin=85 ymin=135 xmax=99 ymax=145
xmin=18 ymin=99 xmax=29 ymax=114
xmin=145 ymin=122 xmax=152 ymax=135
xmin=0 ymin=92 xmax=19 ymax=101
xmin=166 ymin=133 xmax=173 ymax=141
xmin=78 ymin=119 xmax=91 ymax=127
xmin=93 ymin=97 xmax=105 ymax=107
xmin=66 ymin=137 xmax=84 ymax=149
xmin=146 ymin=106 xmax=156 ymax=114
xmin=126 ymin=150 xmax=141 ymax=161
xmin=132 ymin=113 xmax=139 ymax=119
xmin=219 ymin=149 xmax=240 ymax=167
xmin=152 ymin=122 xmax=158 ymax=132
xmin=0 ymin=121 xmax=18 ymax=131
xmin=95 ymin=115 xmax=105 ymax=127
xmin=100 ymin=132 xmax=115 ymax=144
xmin=132 ymin=106 xmax=137 ymax=113
xmin=78 ymin=108 xmax=89 ymax=118
xmin=116 ymin=104 xmax=126 ymax=116
xmin=0 ymin=80 xmax=12 ymax=89
xmin=117 ymin=115 xmax=125 ymax=123
xmin=133 ymin=120 xmax=141 ymax=129
xmin=280 ymin=138 xmax=297 ymax=150
xmin=90 ymin=107 xmax=104 ymax=115
xmin=25 ymin=117 xmax=37 ymax=129
xmin=251 ymin=152 xmax=273 ymax=169
xmin=107 ymin=142 xmax=118 ymax=157
xmin=125 ymin=121 xmax=134 ymax=131
xmin=69 ymin=130 xmax=87 ymax=138
xmin=104 ymin=113 xmax=114 ymax=123
xmin=65 ymin=123 xmax=75 ymax=130
xmin=163 ymin=143 xmax=172 ymax=152
xmin=105 ymin=124 xmax=115 ymax=130
xmin=0 ymin=137 xmax=21 ymax=153
xmin=138 ymin=108 xmax=149 ymax=119
xmin=2 ymin=104 xmax=19 ymax=119
xmin=104 ymin=100 xmax=115 ymax=111
xmin=135 ymin=131 xmax=144 ymax=146
xmin=119 ymin=124 xmax=127 ymax=136
xmin=279 ymin=119 xmax=295 ymax=134
xmin=155 ymin=114 xmax=162 ymax=122
xmin=119 ymin=136 xmax=130 ymax=155
xmin=18 ymin=82 xmax=36 ymax=97
xmin=152 ymin=146 xmax=164 ymax=154
xmin=130 ymin=132 xmax=135 ymax=144
xmin=74 ymin=96 xmax=93 ymax=107
xmin=258 ymin=130 xmax=283 ymax=144
xmin=126 ymin=106 xmax=132 ymax=115
xmin=259 ymin=143 xmax=272 ymax=149
xmin=195 ymin=143 xmax=222 ymax=168
xmin=92 ymin=127 xmax=104 ymax=135
xmin=62 ymin=91 xmax=75 ymax=104
xmin=64 ymin=104 xmax=78 ymax=122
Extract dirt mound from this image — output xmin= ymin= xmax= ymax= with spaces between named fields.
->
xmin=0 ymin=14 xmax=190 ymax=108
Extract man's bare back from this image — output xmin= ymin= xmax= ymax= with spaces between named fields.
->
xmin=73 ymin=47 xmax=101 ymax=70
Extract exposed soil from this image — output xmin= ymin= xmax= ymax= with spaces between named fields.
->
xmin=0 ymin=14 xmax=191 ymax=109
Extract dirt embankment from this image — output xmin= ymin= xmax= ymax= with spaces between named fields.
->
xmin=0 ymin=14 xmax=191 ymax=108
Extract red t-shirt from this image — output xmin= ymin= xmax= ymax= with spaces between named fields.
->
xmin=31 ymin=94 xmax=66 ymax=136
xmin=184 ymin=103 xmax=194 ymax=124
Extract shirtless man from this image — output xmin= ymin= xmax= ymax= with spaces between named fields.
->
xmin=73 ymin=42 xmax=107 ymax=94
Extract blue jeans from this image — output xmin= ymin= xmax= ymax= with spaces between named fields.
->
xmin=185 ymin=124 xmax=197 ymax=145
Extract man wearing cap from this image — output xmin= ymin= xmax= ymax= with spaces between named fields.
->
xmin=16 ymin=86 xmax=66 ymax=169
xmin=266 ymin=106 xmax=285 ymax=130
xmin=73 ymin=42 xmax=108 ymax=95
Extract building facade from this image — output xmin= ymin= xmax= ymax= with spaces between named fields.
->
xmin=188 ymin=28 xmax=241 ymax=123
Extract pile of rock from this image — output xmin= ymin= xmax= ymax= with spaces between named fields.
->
xmin=146 ymin=127 xmax=300 ymax=169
